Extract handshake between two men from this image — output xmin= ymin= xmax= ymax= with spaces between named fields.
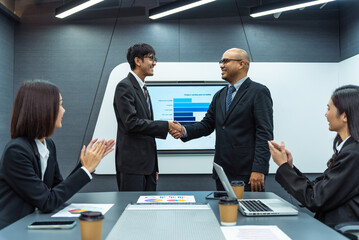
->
xmin=168 ymin=121 xmax=185 ymax=139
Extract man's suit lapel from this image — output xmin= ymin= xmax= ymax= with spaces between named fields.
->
xmin=128 ymin=73 xmax=151 ymax=119
xmin=219 ymin=88 xmax=227 ymax=118
xmin=224 ymin=78 xmax=252 ymax=123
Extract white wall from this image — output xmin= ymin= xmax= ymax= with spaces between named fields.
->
xmin=339 ymin=54 xmax=359 ymax=85
xmin=93 ymin=55 xmax=358 ymax=174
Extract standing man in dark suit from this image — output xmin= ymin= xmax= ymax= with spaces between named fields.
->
xmin=171 ymin=48 xmax=273 ymax=192
xmin=113 ymin=43 xmax=180 ymax=191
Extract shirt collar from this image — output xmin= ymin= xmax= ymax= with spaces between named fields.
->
xmin=229 ymin=76 xmax=248 ymax=90
xmin=337 ymin=136 xmax=351 ymax=153
xmin=130 ymin=70 xmax=145 ymax=89
xmin=35 ymin=139 xmax=49 ymax=158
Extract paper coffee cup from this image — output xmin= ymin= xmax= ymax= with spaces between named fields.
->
xmin=219 ymin=197 xmax=238 ymax=226
xmin=79 ymin=211 xmax=104 ymax=240
xmin=231 ymin=180 xmax=245 ymax=199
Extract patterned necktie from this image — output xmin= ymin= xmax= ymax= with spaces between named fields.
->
xmin=143 ymin=85 xmax=152 ymax=118
xmin=226 ymin=85 xmax=236 ymax=113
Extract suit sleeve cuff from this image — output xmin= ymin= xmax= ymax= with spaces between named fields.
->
xmin=277 ymin=162 xmax=292 ymax=173
xmin=183 ymin=126 xmax=188 ymax=138
xmin=81 ymin=166 xmax=93 ymax=180
xmin=275 ymin=162 xmax=295 ymax=183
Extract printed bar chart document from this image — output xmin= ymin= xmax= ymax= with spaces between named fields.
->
xmin=137 ymin=195 xmax=196 ymax=203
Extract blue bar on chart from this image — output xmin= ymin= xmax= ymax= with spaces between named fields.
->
xmin=173 ymin=98 xmax=210 ymax=125
xmin=173 ymin=103 xmax=210 ymax=108
xmin=174 ymin=112 xmax=193 ymax=117
xmin=173 ymin=117 xmax=196 ymax=121
xmin=180 ymin=122 xmax=197 ymax=126
xmin=174 ymin=107 xmax=208 ymax=112
xmin=173 ymin=98 xmax=192 ymax=103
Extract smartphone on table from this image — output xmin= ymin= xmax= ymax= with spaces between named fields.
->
xmin=28 ymin=220 xmax=76 ymax=229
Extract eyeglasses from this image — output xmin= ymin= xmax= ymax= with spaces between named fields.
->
xmin=219 ymin=58 xmax=242 ymax=64
xmin=144 ymin=55 xmax=158 ymax=63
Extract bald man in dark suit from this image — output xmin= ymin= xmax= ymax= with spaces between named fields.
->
xmin=171 ymin=48 xmax=273 ymax=192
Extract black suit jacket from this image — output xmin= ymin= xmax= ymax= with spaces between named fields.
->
xmin=0 ymin=137 xmax=90 ymax=229
xmin=113 ymin=73 xmax=168 ymax=175
xmin=182 ymin=78 xmax=273 ymax=178
xmin=276 ymin=137 xmax=359 ymax=227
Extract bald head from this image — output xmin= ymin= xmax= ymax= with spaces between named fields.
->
xmin=225 ymin=48 xmax=250 ymax=71
xmin=220 ymin=48 xmax=250 ymax=84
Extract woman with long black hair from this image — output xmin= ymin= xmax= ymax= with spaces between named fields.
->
xmin=0 ymin=80 xmax=114 ymax=229
xmin=269 ymin=85 xmax=359 ymax=227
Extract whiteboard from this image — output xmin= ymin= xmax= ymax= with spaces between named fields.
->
xmin=92 ymin=55 xmax=358 ymax=174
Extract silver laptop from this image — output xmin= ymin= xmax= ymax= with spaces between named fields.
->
xmin=213 ymin=162 xmax=298 ymax=216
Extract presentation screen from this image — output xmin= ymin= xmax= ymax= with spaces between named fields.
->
xmin=147 ymin=82 xmax=227 ymax=153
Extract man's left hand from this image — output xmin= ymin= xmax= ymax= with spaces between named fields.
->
xmin=249 ymin=172 xmax=265 ymax=192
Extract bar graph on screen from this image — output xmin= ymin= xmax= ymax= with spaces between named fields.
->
xmin=147 ymin=82 xmax=226 ymax=153
xmin=173 ymin=98 xmax=210 ymax=125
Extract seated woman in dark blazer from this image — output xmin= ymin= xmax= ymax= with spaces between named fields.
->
xmin=268 ymin=85 xmax=359 ymax=227
xmin=0 ymin=80 xmax=115 ymax=229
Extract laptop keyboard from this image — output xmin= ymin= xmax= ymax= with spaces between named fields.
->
xmin=239 ymin=200 xmax=273 ymax=212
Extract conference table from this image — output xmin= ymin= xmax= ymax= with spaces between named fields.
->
xmin=0 ymin=191 xmax=348 ymax=240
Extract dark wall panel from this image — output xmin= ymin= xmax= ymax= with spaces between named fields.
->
xmin=14 ymin=20 xmax=116 ymax=175
xmin=0 ymin=13 xmax=14 ymax=155
xmin=179 ymin=18 xmax=249 ymax=62
xmin=179 ymin=14 xmax=339 ymax=63
xmin=245 ymin=18 xmax=339 ymax=62
xmin=339 ymin=0 xmax=359 ymax=60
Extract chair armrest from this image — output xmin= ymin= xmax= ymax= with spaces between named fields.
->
xmin=335 ymin=222 xmax=359 ymax=233
xmin=335 ymin=222 xmax=359 ymax=240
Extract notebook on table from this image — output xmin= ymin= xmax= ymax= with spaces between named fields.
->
xmin=213 ymin=162 xmax=298 ymax=216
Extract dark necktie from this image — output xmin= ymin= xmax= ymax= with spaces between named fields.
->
xmin=226 ymin=85 xmax=236 ymax=113
xmin=143 ymin=85 xmax=152 ymax=118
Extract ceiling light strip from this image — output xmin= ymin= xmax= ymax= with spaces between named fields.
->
xmin=250 ymin=0 xmax=336 ymax=18
xmin=55 ymin=0 xmax=104 ymax=19
xmin=149 ymin=0 xmax=216 ymax=20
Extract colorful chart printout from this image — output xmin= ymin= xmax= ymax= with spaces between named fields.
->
xmin=51 ymin=203 xmax=114 ymax=218
xmin=137 ymin=195 xmax=196 ymax=203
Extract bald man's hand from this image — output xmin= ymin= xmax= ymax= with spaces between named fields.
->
xmin=248 ymin=172 xmax=265 ymax=192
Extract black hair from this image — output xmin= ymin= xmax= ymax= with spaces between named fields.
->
xmin=328 ymin=85 xmax=359 ymax=166
xmin=11 ymin=80 xmax=60 ymax=140
xmin=126 ymin=43 xmax=155 ymax=70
